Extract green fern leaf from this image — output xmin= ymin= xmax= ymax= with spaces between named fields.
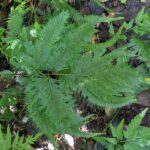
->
xmin=134 ymin=127 xmax=150 ymax=147
xmin=7 ymin=3 xmax=25 ymax=39
xmin=25 ymin=77 xmax=85 ymax=140
xmin=134 ymin=8 xmax=150 ymax=35
xmin=2 ymin=3 xmax=148 ymax=143
xmin=124 ymin=108 xmax=148 ymax=139
xmin=130 ymin=9 xmax=150 ymax=67
xmin=64 ymin=55 xmax=143 ymax=108
xmin=85 ymin=15 xmax=124 ymax=25
xmin=110 ymin=119 xmax=124 ymax=140
xmin=51 ymin=0 xmax=81 ymax=21
xmin=130 ymin=37 xmax=150 ymax=67
xmin=5 ymin=126 xmax=11 ymax=150
xmin=39 ymin=11 xmax=69 ymax=45
xmin=85 ymin=24 xmax=126 ymax=54
xmin=38 ymin=22 xmax=96 ymax=72
xmin=0 ymin=125 xmax=41 ymax=150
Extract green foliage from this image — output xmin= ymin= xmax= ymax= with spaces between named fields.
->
xmin=0 ymin=70 xmax=19 ymax=122
xmin=25 ymin=77 xmax=85 ymax=139
xmin=51 ymin=0 xmax=81 ymax=20
xmin=1 ymin=1 xmax=148 ymax=142
xmin=0 ymin=70 xmax=20 ymax=122
xmin=0 ymin=27 xmax=5 ymax=38
xmin=0 ymin=125 xmax=41 ymax=150
xmin=0 ymin=86 xmax=20 ymax=122
xmin=64 ymin=55 xmax=143 ymax=108
xmin=134 ymin=8 xmax=150 ymax=35
xmin=7 ymin=3 xmax=25 ymax=39
xmin=14 ymin=0 xmax=23 ymax=3
xmin=120 ymin=0 xmax=127 ymax=4
xmin=94 ymin=108 xmax=150 ymax=150
xmin=129 ymin=9 xmax=150 ymax=67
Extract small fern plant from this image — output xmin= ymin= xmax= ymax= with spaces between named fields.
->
xmin=94 ymin=108 xmax=150 ymax=150
xmin=0 ymin=125 xmax=41 ymax=150
xmin=129 ymin=8 xmax=150 ymax=67
xmin=1 ymin=3 xmax=146 ymax=141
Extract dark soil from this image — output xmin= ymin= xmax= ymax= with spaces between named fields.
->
xmin=117 ymin=104 xmax=150 ymax=127
xmin=0 ymin=53 xmax=10 ymax=71
xmin=105 ymin=0 xmax=150 ymax=21
xmin=74 ymin=91 xmax=150 ymax=131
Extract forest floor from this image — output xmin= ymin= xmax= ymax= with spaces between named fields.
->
xmin=0 ymin=0 xmax=150 ymax=150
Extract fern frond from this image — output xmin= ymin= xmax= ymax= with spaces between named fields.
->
xmin=94 ymin=109 xmax=150 ymax=150
xmin=2 ymin=4 xmax=148 ymax=142
xmin=34 ymin=21 xmax=97 ymax=72
xmin=85 ymin=15 xmax=124 ymax=25
xmin=110 ymin=119 xmax=124 ymax=140
xmin=123 ymin=109 xmax=150 ymax=149
xmin=51 ymin=0 xmax=81 ymax=21
xmin=7 ymin=3 xmax=25 ymax=39
xmin=63 ymin=55 xmax=144 ymax=108
xmin=33 ymin=11 xmax=69 ymax=70
xmin=130 ymin=9 xmax=150 ymax=67
xmin=124 ymin=108 xmax=148 ymax=139
xmin=39 ymin=11 xmax=69 ymax=45
xmin=25 ymin=77 xmax=85 ymax=140
xmin=84 ymin=22 xmax=126 ymax=54
xmin=135 ymin=8 xmax=150 ymax=35
xmin=0 ymin=125 xmax=41 ymax=150
xmin=130 ymin=37 xmax=150 ymax=67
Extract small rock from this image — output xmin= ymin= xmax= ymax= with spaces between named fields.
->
xmin=9 ymin=105 xmax=17 ymax=112
xmin=80 ymin=125 xmax=89 ymax=132
xmin=64 ymin=134 xmax=75 ymax=148
xmin=47 ymin=142 xmax=54 ymax=150
xmin=22 ymin=116 xmax=29 ymax=123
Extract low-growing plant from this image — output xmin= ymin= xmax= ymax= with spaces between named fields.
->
xmin=0 ymin=125 xmax=41 ymax=150
xmin=130 ymin=8 xmax=150 ymax=67
xmin=94 ymin=108 xmax=150 ymax=150
xmin=0 ymin=0 xmax=149 ymax=144
xmin=0 ymin=70 xmax=20 ymax=122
